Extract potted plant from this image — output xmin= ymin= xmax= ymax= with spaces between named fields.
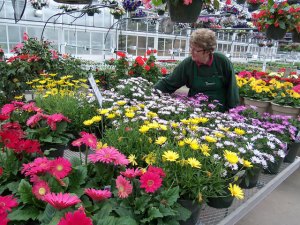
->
xmin=247 ymin=0 xmax=264 ymax=12
xmin=82 ymin=5 xmax=101 ymax=16
xmin=110 ymin=6 xmax=126 ymax=19
xmin=252 ymin=1 xmax=294 ymax=40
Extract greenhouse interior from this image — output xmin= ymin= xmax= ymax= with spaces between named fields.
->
xmin=0 ymin=0 xmax=300 ymax=224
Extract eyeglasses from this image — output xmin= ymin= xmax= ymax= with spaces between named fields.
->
xmin=189 ymin=48 xmax=206 ymax=54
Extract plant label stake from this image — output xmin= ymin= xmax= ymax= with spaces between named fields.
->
xmin=88 ymin=73 xmax=103 ymax=108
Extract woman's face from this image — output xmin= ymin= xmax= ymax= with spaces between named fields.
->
xmin=190 ymin=44 xmax=210 ymax=64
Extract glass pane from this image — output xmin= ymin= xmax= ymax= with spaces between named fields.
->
xmin=104 ymin=33 xmax=113 ymax=52
xmin=8 ymin=26 xmax=21 ymax=43
xmin=77 ymin=31 xmax=90 ymax=55
xmin=158 ymin=38 xmax=164 ymax=56
xmin=138 ymin=21 xmax=147 ymax=32
xmin=0 ymin=25 xmax=7 ymax=42
xmin=147 ymin=37 xmax=154 ymax=49
xmin=127 ymin=20 xmax=137 ymax=31
xmin=165 ymin=39 xmax=172 ymax=55
xmin=118 ymin=35 xmax=127 ymax=52
xmin=91 ymin=32 xmax=103 ymax=54
xmin=27 ymin=27 xmax=43 ymax=39
xmin=64 ymin=30 xmax=76 ymax=55
xmin=148 ymin=22 xmax=156 ymax=33
xmin=127 ymin=35 xmax=137 ymax=56
xmin=137 ymin=36 xmax=146 ymax=56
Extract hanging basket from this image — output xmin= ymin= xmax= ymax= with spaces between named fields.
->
xmin=87 ymin=12 xmax=94 ymax=16
xmin=167 ymin=0 xmax=203 ymax=23
xmin=53 ymin=0 xmax=92 ymax=4
xmin=34 ymin=9 xmax=43 ymax=18
xmin=113 ymin=14 xmax=121 ymax=20
xmin=247 ymin=3 xmax=261 ymax=12
xmin=237 ymin=0 xmax=246 ymax=4
xmin=292 ymin=30 xmax=300 ymax=43
xmin=266 ymin=25 xmax=287 ymax=40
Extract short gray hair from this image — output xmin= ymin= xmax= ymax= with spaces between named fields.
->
xmin=190 ymin=29 xmax=217 ymax=52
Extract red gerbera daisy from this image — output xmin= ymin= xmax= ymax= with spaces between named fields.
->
xmin=116 ymin=175 xmax=133 ymax=199
xmin=140 ymin=171 xmax=162 ymax=193
xmin=32 ymin=180 xmax=51 ymax=200
xmin=49 ymin=157 xmax=72 ymax=179
xmin=0 ymin=114 xmax=9 ymax=121
xmin=0 ymin=167 xmax=3 ymax=176
xmin=21 ymin=157 xmax=51 ymax=177
xmin=43 ymin=193 xmax=81 ymax=210
xmin=1 ymin=103 xmax=15 ymax=115
xmin=0 ymin=195 xmax=18 ymax=213
xmin=84 ymin=188 xmax=111 ymax=201
xmin=147 ymin=166 xmax=166 ymax=178
xmin=0 ymin=211 xmax=9 ymax=225
xmin=58 ymin=209 xmax=93 ymax=225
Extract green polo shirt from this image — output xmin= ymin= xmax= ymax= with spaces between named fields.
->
xmin=154 ymin=52 xmax=240 ymax=111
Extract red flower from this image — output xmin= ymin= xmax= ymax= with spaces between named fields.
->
xmin=23 ymin=32 xmax=29 ymax=41
xmin=140 ymin=171 xmax=162 ymax=193
xmin=43 ymin=193 xmax=81 ymax=210
xmin=147 ymin=165 xmax=166 ymax=178
xmin=146 ymin=49 xmax=152 ymax=55
xmin=46 ymin=113 xmax=71 ymax=130
xmin=1 ymin=104 xmax=15 ymax=115
xmin=161 ymin=67 xmax=168 ymax=75
xmin=22 ymin=157 xmax=51 ymax=177
xmin=49 ymin=157 xmax=72 ymax=179
xmin=0 ymin=167 xmax=3 ymax=176
xmin=0 ymin=211 xmax=9 ymax=225
xmin=116 ymin=51 xmax=126 ymax=58
xmin=116 ymin=175 xmax=133 ymax=198
xmin=0 ymin=195 xmax=18 ymax=213
xmin=120 ymin=168 xmax=142 ymax=178
xmin=84 ymin=188 xmax=112 ymax=201
xmin=144 ymin=65 xmax=150 ymax=71
xmin=58 ymin=209 xmax=93 ymax=225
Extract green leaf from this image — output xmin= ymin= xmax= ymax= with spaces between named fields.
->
xmin=141 ymin=207 xmax=163 ymax=223
xmin=160 ymin=186 xmax=180 ymax=206
xmin=18 ymin=179 xmax=35 ymax=205
xmin=134 ymin=195 xmax=151 ymax=214
xmin=94 ymin=202 xmax=113 ymax=218
xmin=41 ymin=204 xmax=57 ymax=224
xmin=174 ymin=203 xmax=192 ymax=221
xmin=151 ymin=0 xmax=163 ymax=6
xmin=159 ymin=206 xmax=176 ymax=217
xmin=96 ymin=216 xmax=118 ymax=225
xmin=7 ymin=181 xmax=20 ymax=194
xmin=8 ymin=206 xmax=40 ymax=221
xmin=117 ymin=216 xmax=138 ymax=225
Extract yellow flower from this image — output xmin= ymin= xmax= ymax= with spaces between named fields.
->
xmin=14 ymin=95 xmax=23 ymax=100
xmin=178 ymin=140 xmax=185 ymax=147
xmin=128 ymin=154 xmax=138 ymax=166
xmin=143 ymin=152 xmax=156 ymax=165
xmin=125 ymin=111 xmax=135 ymax=118
xmin=138 ymin=103 xmax=145 ymax=108
xmin=190 ymin=118 xmax=199 ymax=124
xmin=98 ymin=109 xmax=110 ymax=115
xmin=155 ymin=136 xmax=167 ymax=145
xmin=162 ymin=150 xmax=179 ymax=162
xmin=187 ymin=158 xmax=201 ymax=168
xmin=96 ymin=141 xmax=108 ymax=150
xmin=117 ymin=100 xmax=127 ymax=106
xmin=183 ymin=138 xmax=193 ymax=144
xmin=228 ymin=183 xmax=244 ymax=200
xmin=214 ymin=132 xmax=225 ymax=138
xmin=106 ymin=113 xmax=116 ymax=119
xmin=204 ymin=136 xmax=217 ymax=143
xmin=197 ymin=193 xmax=203 ymax=203
xmin=189 ymin=139 xmax=200 ymax=150
xmin=243 ymin=159 xmax=253 ymax=168
xmin=189 ymin=125 xmax=198 ymax=132
xmin=139 ymin=125 xmax=150 ymax=133
xmin=197 ymin=117 xmax=209 ymax=124
xmin=234 ymin=128 xmax=245 ymax=136
xmin=91 ymin=116 xmax=102 ymax=122
xmin=147 ymin=111 xmax=158 ymax=118
xmin=180 ymin=119 xmax=190 ymax=125
xmin=83 ymin=120 xmax=93 ymax=126
xmin=51 ymin=88 xmax=58 ymax=95
xmin=171 ymin=122 xmax=179 ymax=128
xmin=224 ymin=150 xmax=239 ymax=164
xmin=159 ymin=124 xmax=168 ymax=131
xmin=199 ymin=144 xmax=211 ymax=156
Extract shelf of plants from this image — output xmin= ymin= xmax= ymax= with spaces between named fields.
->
xmin=63 ymin=151 xmax=300 ymax=225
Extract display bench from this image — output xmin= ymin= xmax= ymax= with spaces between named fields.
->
xmin=63 ymin=150 xmax=300 ymax=225
xmin=196 ymin=157 xmax=300 ymax=225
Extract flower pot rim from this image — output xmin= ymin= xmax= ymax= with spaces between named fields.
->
xmin=271 ymin=101 xmax=300 ymax=109
xmin=244 ymin=97 xmax=271 ymax=103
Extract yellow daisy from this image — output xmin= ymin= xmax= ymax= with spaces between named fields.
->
xmin=162 ymin=150 xmax=179 ymax=162
xmin=228 ymin=183 xmax=244 ymax=200
xmin=128 ymin=154 xmax=138 ymax=166
xmin=224 ymin=150 xmax=239 ymax=164
xmin=187 ymin=158 xmax=201 ymax=168
xmin=155 ymin=136 xmax=167 ymax=145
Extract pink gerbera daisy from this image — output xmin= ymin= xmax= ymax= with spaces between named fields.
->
xmin=58 ymin=209 xmax=93 ymax=225
xmin=32 ymin=180 xmax=51 ymax=200
xmin=140 ymin=172 xmax=162 ymax=193
xmin=0 ymin=195 xmax=18 ymax=213
xmin=84 ymin=188 xmax=111 ymax=201
xmin=43 ymin=193 xmax=81 ymax=210
xmin=116 ymin=175 xmax=133 ymax=199
xmin=88 ymin=147 xmax=119 ymax=164
xmin=80 ymin=132 xmax=97 ymax=149
xmin=0 ymin=211 xmax=9 ymax=225
xmin=21 ymin=157 xmax=51 ymax=177
xmin=46 ymin=113 xmax=71 ymax=131
xmin=120 ymin=168 xmax=142 ymax=179
xmin=49 ymin=157 xmax=72 ymax=179
xmin=114 ymin=152 xmax=130 ymax=166
xmin=26 ymin=113 xmax=44 ymax=128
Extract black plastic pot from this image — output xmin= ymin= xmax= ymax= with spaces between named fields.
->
xmin=41 ymin=144 xmax=65 ymax=158
xmin=178 ymin=199 xmax=202 ymax=225
xmin=167 ymin=0 xmax=203 ymax=23
xmin=266 ymin=25 xmax=287 ymax=40
xmin=284 ymin=142 xmax=300 ymax=163
xmin=240 ymin=167 xmax=262 ymax=189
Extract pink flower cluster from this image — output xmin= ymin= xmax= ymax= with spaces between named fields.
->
xmin=0 ymin=195 xmax=18 ymax=225
xmin=88 ymin=146 xmax=129 ymax=166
